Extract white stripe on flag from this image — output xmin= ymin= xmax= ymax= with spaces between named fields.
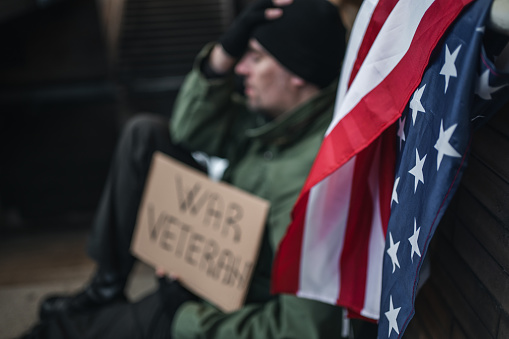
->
xmin=297 ymin=157 xmax=357 ymax=303
xmin=328 ymin=0 xmax=435 ymax=136
xmin=361 ymin=142 xmax=385 ymax=319
xmin=334 ymin=0 xmax=379 ymax=114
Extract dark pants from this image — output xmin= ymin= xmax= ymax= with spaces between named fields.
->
xmin=23 ymin=114 xmax=205 ymax=339
xmin=37 ymin=292 xmax=171 ymax=339
xmin=87 ymin=113 xmax=205 ymax=284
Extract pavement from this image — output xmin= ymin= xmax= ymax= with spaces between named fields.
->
xmin=0 ymin=218 xmax=157 ymax=339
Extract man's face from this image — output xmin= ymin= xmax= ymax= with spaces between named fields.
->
xmin=234 ymin=39 xmax=299 ymax=118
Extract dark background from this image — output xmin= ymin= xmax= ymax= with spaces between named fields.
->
xmin=0 ymin=0 xmax=247 ymax=228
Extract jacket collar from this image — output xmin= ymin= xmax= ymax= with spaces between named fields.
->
xmin=244 ymin=82 xmax=337 ymax=146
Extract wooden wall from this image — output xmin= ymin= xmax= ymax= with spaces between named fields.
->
xmin=405 ymin=102 xmax=509 ymax=338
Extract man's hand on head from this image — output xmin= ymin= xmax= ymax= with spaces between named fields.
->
xmin=209 ymin=0 xmax=293 ymax=75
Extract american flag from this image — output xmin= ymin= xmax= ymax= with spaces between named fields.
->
xmin=379 ymin=0 xmax=509 ymax=337
xmin=271 ymin=0 xmax=509 ymax=335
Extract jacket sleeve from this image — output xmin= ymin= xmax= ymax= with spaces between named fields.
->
xmin=172 ymin=294 xmax=344 ymax=339
xmin=170 ymin=43 xmax=254 ymax=159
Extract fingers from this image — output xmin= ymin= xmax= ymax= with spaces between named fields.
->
xmin=155 ymin=267 xmax=180 ymax=281
xmin=168 ymin=273 xmax=180 ymax=280
xmin=155 ymin=267 xmax=166 ymax=278
xmin=272 ymin=0 xmax=293 ymax=6
xmin=265 ymin=8 xmax=283 ymax=19
xmin=265 ymin=0 xmax=293 ymax=20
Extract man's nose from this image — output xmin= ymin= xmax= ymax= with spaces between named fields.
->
xmin=234 ymin=57 xmax=249 ymax=76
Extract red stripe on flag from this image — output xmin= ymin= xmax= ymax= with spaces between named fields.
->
xmin=337 ymin=125 xmax=397 ymax=316
xmin=349 ymin=0 xmax=399 ymax=87
xmin=379 ymin=126 xmax=397 ymax=236
xmin=337 ymin=142 xmax=378 ymax=312
xmin=270 ymin=190 xmax=309 ymax=294
xmin=298 ymin=0 xmax=472 ymax=197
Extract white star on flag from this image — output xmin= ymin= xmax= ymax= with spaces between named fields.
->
xmin=408 ymin=218 xmax=421 ymax=262
xmin=475 ymin=26 xmax=485 ymax=33
xmin=387 ymin=232 xmax=400 ymax=273
xmin=391 ymin=177 xmax=400 ymax=207
xmin=385 ymin=295 xmax=401 ymax=337
xmin=434 ymin=120 xmax=461 ymax=171
xmin=408 ymin=149 xmax=427 ymax=193
xmin=440 ymin=44 xmax=462 ymax=93
xmin=475 ymin=69 xmax=507 ymax=100
xmin=409 ymin=85 xmax=426 ymax=125
xmin=397 ymin=117 xmax=406 ymax=149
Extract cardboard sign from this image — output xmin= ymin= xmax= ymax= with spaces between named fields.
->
xmin=131 ymin=151 xmax=270 ymax=312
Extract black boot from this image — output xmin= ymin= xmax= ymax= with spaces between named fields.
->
xmin=39 ymin=271 xmax=127 ymax=320
xmin=18 ymin=321 xmax=49 ymax=339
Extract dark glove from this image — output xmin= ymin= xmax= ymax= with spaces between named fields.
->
xmin=158 ymin=278 xmax=199 ymax=323
xmin=218 ymin=0 xmax=274 ymax=58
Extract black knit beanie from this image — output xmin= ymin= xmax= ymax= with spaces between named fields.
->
xmin=251 ymin=0 xmax=346 ymax=88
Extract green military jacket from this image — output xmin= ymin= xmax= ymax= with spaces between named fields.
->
xmin=170 ymin=44 xmax=344 ymax=339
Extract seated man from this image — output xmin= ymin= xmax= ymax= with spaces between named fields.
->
xmin=23 ymin=0 xmax=347 ymax=337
